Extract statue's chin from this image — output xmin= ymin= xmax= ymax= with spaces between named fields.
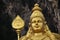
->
xmin=33 ymin=29 xmax=41 ymax=33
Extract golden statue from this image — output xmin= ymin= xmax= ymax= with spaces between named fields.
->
xmin=19 ymin=3 xmax=60 ymax=40
xmin=12 ymin=4 xmax=60 ymax=40
xmin=12 ymin=15 xmax=25 ymax=40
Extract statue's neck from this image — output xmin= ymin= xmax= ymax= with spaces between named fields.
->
xmin=35 ymin=32 xmax=42 ymax=35
xmin=33 ymin=32 xmax=43 ymax=36
xmin=33 ymin=33 xmax=43 ymax=36
xmin=32 ymin=29 xmax=43 ymax=33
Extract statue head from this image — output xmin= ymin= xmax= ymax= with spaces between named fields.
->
xmin=26 ymin=4 xmax=56 ymax=40
xmin=26 ymin=3 xmax=48 ymax=38
xmin=29 ymin=3 xmax=46 ymax=33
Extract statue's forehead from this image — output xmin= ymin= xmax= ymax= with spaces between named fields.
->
xmin=31 ymin=17 xmax=43 ymax=21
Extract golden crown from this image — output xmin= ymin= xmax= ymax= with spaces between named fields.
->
xmin=30 ymin=3 xmax=45 ymax=20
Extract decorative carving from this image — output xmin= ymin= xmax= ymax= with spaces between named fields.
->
xmin=12 ymin=15 xmax=25 ymax=30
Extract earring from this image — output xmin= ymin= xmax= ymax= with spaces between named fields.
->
xmin=44 ymin=21 xmax=47 ymax=24
xmin=29 ymin=23 xmax=31 ymax=27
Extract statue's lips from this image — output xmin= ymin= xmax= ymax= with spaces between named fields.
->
xmin=35 ymin=26 xmax=39 ymax=28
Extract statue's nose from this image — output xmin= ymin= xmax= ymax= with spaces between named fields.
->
xmin=36 ymin=23 xmax=38 ymax=25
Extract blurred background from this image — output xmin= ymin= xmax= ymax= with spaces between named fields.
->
xmin=0 ymin=0 xmax=60 ymax=40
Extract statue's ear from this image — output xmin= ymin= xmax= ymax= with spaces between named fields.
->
xmin=29 ymin=23 xmax=31 ymax=27
xmin=44 ymin=21 xmax=47 ymax=25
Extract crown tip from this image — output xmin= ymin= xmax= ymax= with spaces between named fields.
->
xmin=32 ymin=3 xmax=42 ymax=12
xmin=34 ymin=3 xmax=39 ymax=7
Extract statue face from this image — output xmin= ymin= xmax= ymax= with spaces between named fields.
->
xmin=31 ymin=17 xmax=43 ymax=32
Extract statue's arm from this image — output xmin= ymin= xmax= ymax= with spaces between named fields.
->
xmin=44 ymin=25 xmax=57 ymax=40
xmin=53 ymin=33 xmax=60 ymax=40
xmin=20 ymin=35 xmax=30 ymax=40
xmin=20 ymin=36 xmax=27 ymax=40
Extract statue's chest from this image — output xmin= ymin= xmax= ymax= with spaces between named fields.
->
xmin=31 ymin=35 xmax=46 ymax=40
xmin=27 ymin=34 xmax=48 ymax=40
xmin=27 ymin=34 xmax=51 ymax=40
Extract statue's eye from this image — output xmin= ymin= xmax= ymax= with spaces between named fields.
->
xmin=38 ymin=20 xmax=42 ymax=23
xmin=38 ymin=20 xmax=40 ymax=22
xmin=32 ymin=21 xmax=36 ymax=23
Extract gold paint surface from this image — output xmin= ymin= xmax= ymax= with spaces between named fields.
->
xmin=12 ymin=15 xmax=24 ymax=29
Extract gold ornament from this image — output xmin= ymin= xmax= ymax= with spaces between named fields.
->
xmin=30 ymin=3 xmax=45 ymax=21
xmin=12 ymin=15 xmax=25 ymax=40
xmin=12 ymin=15 xmax=25 ymax=30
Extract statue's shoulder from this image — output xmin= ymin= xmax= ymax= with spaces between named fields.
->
xmin=20 ymin=35 xmax=27 ymax=40
xmin=53 ymin=33 xmax=60 ymax=40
